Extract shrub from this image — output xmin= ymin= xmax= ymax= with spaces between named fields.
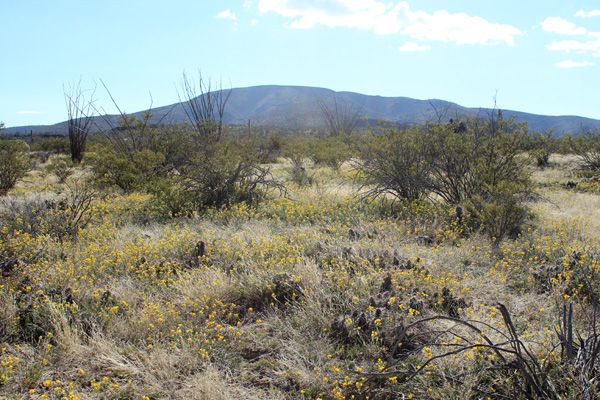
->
xmin=530 ymin=130 xmax=556 ymax=168
xmin=371 ymin=303 xmax=598 ymax=399
xmin=0 ymin=139 xmax=30 ymax=195
xmin=282 ymin=136 xmax=309 ymax=169
xmin=155 ymin=135 xmax=280 ymax=213
xmin=354 ymin=123 xmax=431 ymax=204
xmin=309 ymin=136 xmax=352 ymax=171
xmin=422 ymin=113 xmax=530 ymax=205
xmin=64 ymin=80 xmax=95 ymax=163
xmin=90 ymin=114 xmax=282 ymax=215
xmin=464 ymin=182 xmax=533 ymax=245
xmin=0 ymin=178 xmax=96 ymax=242
xmin=355 ymin=112 xmax=534 ymax=243
xmin=569 ymin=130 xmax=600 ymax=172
xmin=282 ymin=137 xmax=313 ymax=186
xmin=46 ymin=157 xmax=73 ymax=184
xmin=89 ymin=145 xmax=165 ymax=192
xmin=267 ymin=132 xmax=284 ymax=155
xmin=88 ymin=74 xmax=284 ymax=216
xmin=32 ymin=137 xmax=70 ymax=154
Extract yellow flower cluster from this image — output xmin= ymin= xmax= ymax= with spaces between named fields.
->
xmin=0 ymin=156 xmax=598 ymax=399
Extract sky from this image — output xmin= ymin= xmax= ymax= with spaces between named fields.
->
xmin=1 ymin=0 xmax=599 ymax=128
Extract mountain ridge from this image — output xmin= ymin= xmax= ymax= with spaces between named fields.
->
xmin=4 ymin=85 xmax=599 ymax=136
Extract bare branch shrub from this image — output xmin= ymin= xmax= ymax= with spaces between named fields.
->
xmin=556 ymin=304 xmax=600 ymax=399
xmin=316 ymin=94 xmax=363 ymax=137
xmin=179 ymin=71 xmax=231 ymax=142
xmin=361 ymin=303 xmax=600 ymax=399
xmin=64 ymin=80 xmax=95 ymax=163
xmin=89 ymin=74 xmax=284 ymax=215
xmin=0 ymin=178 xmax=96 ymax=242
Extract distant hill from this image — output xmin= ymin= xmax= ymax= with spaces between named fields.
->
xmin=4 ymin=85 xmax=600 ymax=136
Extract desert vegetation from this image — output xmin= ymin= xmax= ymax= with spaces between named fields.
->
xmin=2 ymin=93 xmax=600 ymax=399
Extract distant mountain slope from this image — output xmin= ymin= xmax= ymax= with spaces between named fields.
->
xmin=4 ymin=85 xmax=600 ymax=136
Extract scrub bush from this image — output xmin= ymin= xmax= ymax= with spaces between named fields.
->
xmin=0 ymin=139 xmax=29 ymax=195
xmin=355 ymin=111 xmax=533 ymax=243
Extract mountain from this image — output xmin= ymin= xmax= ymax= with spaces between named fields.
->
xmin=4 ymin=85 xmax=600 ymax=136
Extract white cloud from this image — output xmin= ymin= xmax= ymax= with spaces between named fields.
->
xmin=575 ymin=9 xmax=600 ymax=18
xmin=398 ymin=42 xmax=431 ymax=51
xmin=540 ymin=17 xmax=586 ymax=35
xmin=403 ymin=9 xmax=521 ymax=45
xmin=260 ymin=0 xmax=389 ymax=30
xmin=216 ymin=9 xmax=238 ymax=21
xmin=555 ymin=60 xmax=595 ymax=68
xmin=258 ymin=0 xmax=521 ymax=45
xmin=547 ymin=37 xmax=600 ymax=52
xmin=541 ymin=15 xmax=600 ymax=67
xmin=540 ymin=19 xmax=600 ymax=68
xmin=17 ymin=111 xmax=41 ymax=114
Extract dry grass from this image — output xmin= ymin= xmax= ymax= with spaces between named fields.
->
xmin=1 ymin=153 xmax=599 ymax=399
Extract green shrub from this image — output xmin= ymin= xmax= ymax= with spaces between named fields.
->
xmin=530 ymin=130 xmax=556 ymax=168
xmin=355 ymin=112 xmax=534 ymax=243
xmin=0 ymin=139 xmax=30 ymax=195
xmin=569 ymin=130 xmax=600 ymax=171
xmin=89 ymin=146 xmax=165 ymax=192
xmin=32 ymin=137 xmax=70 ymax=154
xmin=282 ymin=137 xmax=313 ymax=186
xmin=267 ymin=132 xmax=284 ymax=153
xmin=87 ymin=74 xmax=284 ymax=215
xmin=309 ymin=137 xmax=351 ymax=171
xmin=282 ymin=137 xmax=309 ymax=168
xmin=464 ymin=182 xmax=533 ymax=245
xmin=90 ymin=114 xmax=282 ymax=216
xmin=422 ymin=114 xmax=530 ymax=204
xmin=156 ymin=135 xmax=274 ymax=212
xmin=355 ymin=123 xmax=431 ymax=203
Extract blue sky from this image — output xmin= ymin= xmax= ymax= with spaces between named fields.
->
xmin=1 ymin=0 xmax=599 ymax=128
